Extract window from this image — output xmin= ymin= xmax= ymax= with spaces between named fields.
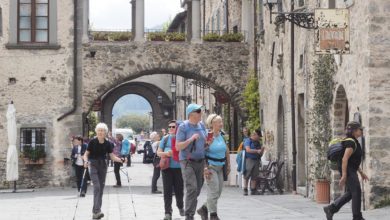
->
xmin=258 ymin=0 xmax=264 ymax=32
xmin=18 ymin=0 xmax=49 ymax=43
xmin=0 ymin=7 xmax=3 ymax=37
xmin=328 ymin=0 xmax=336 ymax=9
xmin=20 ymin=128 xmax=46 ymax=153
xmin=298 ymin=0 xmax=305 ymax=7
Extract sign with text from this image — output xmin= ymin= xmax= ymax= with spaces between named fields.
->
xmin=315 ymin=9 xmax=350 ymax=54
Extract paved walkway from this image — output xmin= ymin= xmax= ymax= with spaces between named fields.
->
xmin=0 ymin=155 xmax=388 ymax=220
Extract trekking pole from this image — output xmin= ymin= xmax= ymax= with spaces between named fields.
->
xmin=72 ymin=168 xmax=88 ymax=220
xmin=124 ymin=166 xmax=137 ymax=218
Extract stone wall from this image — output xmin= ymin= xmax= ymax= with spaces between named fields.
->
xmin=0 ymin=0 xmax=76 ymax=188
xmin=366 ymin=0 xmax=390 ymax=208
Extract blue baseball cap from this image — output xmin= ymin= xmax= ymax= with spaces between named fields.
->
xmin=186 ymin=103 xmax=203 ymax=118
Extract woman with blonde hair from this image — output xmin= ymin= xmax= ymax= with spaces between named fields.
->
xmin=83 ymin=123 xmax=127 ymax=219
xmin=197 ymin=114 xmax=230 ymax=220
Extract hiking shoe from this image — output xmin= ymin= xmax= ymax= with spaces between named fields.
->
xmin=113 ymin=184 xmax=122 ymax=188
xmin=163 ymin=213 xmax=172 ymax=220
xmin=152 ymin=190 xmax=162 ymax=194
xmin=185 ymin=215 xmax=194 ymax=220
xmin=92 ymin=212 xmax=104 ymax=219
xmin=80 ymin=192 xmax=85 ymax=197
xmin=243 ymin=188 xmax=248 ymax=196
xmin=250 ymin=190 xmax=262 ymax=195
xmin=210 ymin=213 xmax=220 ymax=220
xmin=197 ymin=205 xmax=208 ymax=220
xmin=323 ymin=205 xmax=334 ymax=220
xmin=179 ymin=208 xmax=185 ymax=216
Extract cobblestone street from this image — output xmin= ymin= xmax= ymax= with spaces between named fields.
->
xmin=0 ymin=155 xmax=388 ymax=220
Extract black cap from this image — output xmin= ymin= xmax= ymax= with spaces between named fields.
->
xmin=346 ymin=121 xmax=363 ymax=130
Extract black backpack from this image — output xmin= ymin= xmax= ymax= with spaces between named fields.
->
xmin=327 ymin=138 xmax=356 ymax=162
xmin=143 ymin=141 xmax=155 ymax=164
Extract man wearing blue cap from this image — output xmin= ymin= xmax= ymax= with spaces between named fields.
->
xmin=176 ymin=103 xmax=207 ymax=220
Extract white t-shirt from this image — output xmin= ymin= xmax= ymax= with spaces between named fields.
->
xmin=75 ymin=145 xmax=84 ymax=166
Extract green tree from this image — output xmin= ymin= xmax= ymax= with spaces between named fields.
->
xmin=242 ymin=71 xmax=260 ymax=131
xmin=162 ymin=17 xmax=172 ymax=32
xmin=116 ymin=113 xmax=151 ymax=133
xmin=87 ymin=112 xmax=99 ymax=138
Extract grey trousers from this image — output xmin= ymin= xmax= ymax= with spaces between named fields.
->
xmin=180 ymin=160 xmax=205 ymax=216
xmin=204 ymin=165 xmax=224 ymax=213
xmin=89 ymin=159 xmax=107 ymax=214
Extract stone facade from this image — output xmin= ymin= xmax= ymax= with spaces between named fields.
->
xmin=256 ymin=0 xmax=390 ymax=208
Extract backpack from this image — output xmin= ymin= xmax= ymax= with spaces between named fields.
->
xmin=327 ymin=138 xmax=356 ymax=162
xmin=236 ymin=149 xmax=246 ymax=173
xmin=143 ymin=141 xmax=154 ymax=164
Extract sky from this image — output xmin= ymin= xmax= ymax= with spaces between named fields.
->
xmin=90 ymin=0 xmax=183 ymax=30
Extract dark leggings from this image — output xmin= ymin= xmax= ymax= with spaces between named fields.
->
xmin=75 ymin=165 xmax=88 ymax=193
xmin=333 ymin=168 xmax=362 ymax=219
xmin=114 ymin=162 xmax=122 ymax=186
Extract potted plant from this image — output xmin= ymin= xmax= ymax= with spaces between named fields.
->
xmin=22 ymin=145 xmax=46 ymax=165
xmin=309 ymin=55 xmax=336 ymax=204
xmin=221 ymin=33 xmax=244 ymax=42
xmin=202 ymin=33 xmax=221 ymax=42
xmin=166 ymin=32 xmax=186 ymax=42
xmin=148 ymin=32 xmax=167 ymax=41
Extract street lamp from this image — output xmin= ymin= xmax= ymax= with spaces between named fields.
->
xmin=170 ymin=82 xmax=177 ymax=119
xmin=263 ymin=0 xmax=279 ymax=23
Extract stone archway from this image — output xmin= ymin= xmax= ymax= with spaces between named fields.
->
xmin=331 ymin=85 xmax=349 ymax=200
xmin=277 ymin=95 xmax=288 ymax=190
xmin=101 ymin=82 xmax=173 ymax=131
xmin=81 ymin=42 xmax=250 ymax=115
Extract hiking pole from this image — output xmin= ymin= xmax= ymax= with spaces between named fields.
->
xmin=72 ymin=168 xmax=88 ymax=220
xmin=124 ymin=166 xmax=137 ymax=218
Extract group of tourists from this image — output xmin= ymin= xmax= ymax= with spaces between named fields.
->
xmin=70 ymin=102 xmax=368 ymax=220
xmin=151 ymin=103 xmax=231 ymax=220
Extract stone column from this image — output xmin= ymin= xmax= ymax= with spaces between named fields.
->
xmin=82 ymin=0 xmax=89 ymax=43
xmin=134 ymin=0 xmax=145 ymax=42
xmin=191 ymin=0 xmax=201 ymax=43
xmin=241 ymin=0 xmax=253 ymax=42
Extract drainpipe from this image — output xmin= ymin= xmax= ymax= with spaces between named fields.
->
xmin=290 ymin=0 xmax=297 ymax=193
xmin=225 ymin=0 xmax=229 ymax=33
xmin=58 ymin=0 xmax=78 ymax=121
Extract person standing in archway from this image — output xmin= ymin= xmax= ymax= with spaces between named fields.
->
xmin=323 ymin=121 xmax=368 ymax=220
xmin=83 ymin=123 xmax=127 ymax=219
xmin=150 ymin=131 xmax=162 ymax=194
xmin=176 ymin=104 xmax=207 ymax=220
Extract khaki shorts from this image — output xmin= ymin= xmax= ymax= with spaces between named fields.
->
xmin=244 ymin=158 xmax=260 ymax=180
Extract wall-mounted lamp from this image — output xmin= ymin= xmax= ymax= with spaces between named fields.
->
xmin=264 ymin=0 xmax=279 ymax=24
xmin=157 ymin=94 xmax=163 ymax=104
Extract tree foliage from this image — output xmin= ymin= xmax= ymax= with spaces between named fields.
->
xmin=116 ymin=113 xmax=151 ymax=133
xmin=242 ymin=71 xmax=260 ymax=132
xmin=87 ymin=112 xmax=99 ymax=138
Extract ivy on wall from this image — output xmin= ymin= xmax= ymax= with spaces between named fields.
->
xmin=309 ymin=54 xmax=336 ymax=180
xmin=242 ymin=70 xmax=260 ymax=132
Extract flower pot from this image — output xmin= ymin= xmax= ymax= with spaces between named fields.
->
xmin=316 ymin=179 xmax=330 ymax=204
xmin=24 ymin=158 xmax=45 ymax=165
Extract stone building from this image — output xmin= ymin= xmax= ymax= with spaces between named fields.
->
xmin=0 ymin=0 xmax=249 ymax=188
xmin=256 ymin=0 xmax=390 ymax=209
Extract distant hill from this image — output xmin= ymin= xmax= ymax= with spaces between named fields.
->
xmin=112 ymin=94 xmax=152 ymax=120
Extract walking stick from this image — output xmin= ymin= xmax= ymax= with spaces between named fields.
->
xmin=123 ymin=166 xmax=137 ymax=218
xmin=72 ymin=168 xmax=88 ymax=220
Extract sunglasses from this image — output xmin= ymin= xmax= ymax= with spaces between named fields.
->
xmin=193 ymin=109 xmax=202 ymax=114
xmin=168 ymin=126 xmax=176 ymax=129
